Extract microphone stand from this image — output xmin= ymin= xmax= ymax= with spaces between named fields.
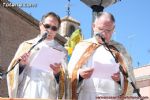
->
xmin=100 ymin=36 xmax=143 ymax=100
xmin=0 ymin=33 xmax=47 ymax=79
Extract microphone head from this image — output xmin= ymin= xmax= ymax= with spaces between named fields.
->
xmin=41 ymin=32 xmax=48 ymax=39
xmin=95 ymin=32 xmax=105 ymax=39
xmin=95 ymin=32 xmax=103 ymax=37
xmin=95 ymin=32 xmax=106 ymax=43
xmin=38 ymin=32 xmax=48 ymax=43
xmin=0 ymin=72 xmax=5 ymax=80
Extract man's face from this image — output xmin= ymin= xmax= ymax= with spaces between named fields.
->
xmin=93 ymin=14 xmax=114 ymax=43
xmin=40 ymin=16 xmax=59 ymax=40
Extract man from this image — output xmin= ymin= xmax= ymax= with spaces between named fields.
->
xmin=68 ymin=12 xmax=136 ymax=99
xmin=7 ymin=12 xmax=68 ymax=99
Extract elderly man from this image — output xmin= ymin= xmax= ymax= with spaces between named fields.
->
xmin=68 ymin=12 xmax=136 ymax=100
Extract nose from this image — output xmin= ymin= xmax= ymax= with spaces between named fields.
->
xmin=47 ymin=29 xmax=54 ymax=35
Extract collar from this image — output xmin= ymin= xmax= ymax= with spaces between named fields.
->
xmin=84 ymin=37 xmax=101 ymax=45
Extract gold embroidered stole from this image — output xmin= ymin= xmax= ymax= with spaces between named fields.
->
xmin=71 ymin=43 xmax=100 ymax=99
xmin=115 ymin=52 xmax=128 ymax=96
xmin=58 ymin=67 xmax=65 ymax=99
xmin=9 ymin=42 xmax=32 ymax=91
xmin=108 ymin=45 xmax=128 ymax=97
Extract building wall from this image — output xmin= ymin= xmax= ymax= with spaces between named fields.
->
xmin=134 ymin=65 xmax=150 ymax=98
xmin=59 ymin=16 xmax=80 ymax=38
xmin=0 ymin=4 xmax=39 ymax=97
xmin=140 ymin=86 xmax=150 ymax=98
xmin=0 ymin=6 xmax=39 ymax=69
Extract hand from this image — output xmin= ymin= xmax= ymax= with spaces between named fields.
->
xmin=50 ymin=63 xmax=61 ymax=75
xmin=79 ymin=68 xmax=94 ymax=79
xmin=111 ymin=72 xmax=120 ymax=82
xmin=19 ymin=52 xmax=30 ymax=66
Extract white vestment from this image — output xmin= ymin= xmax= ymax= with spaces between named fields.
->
xmin=7 ymin=36 xmax=68 ymax=99
xmin=68 ymin=37 xmax=135 ymax=100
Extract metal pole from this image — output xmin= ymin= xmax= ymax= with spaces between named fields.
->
xmin=91 ymin=5 xmax=104 ymax=37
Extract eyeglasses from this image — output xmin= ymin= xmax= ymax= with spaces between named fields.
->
xmin=43 ymin=24 xmax=58 ymax=31
xmin=97 ymin=28 xmax=114 ymax=33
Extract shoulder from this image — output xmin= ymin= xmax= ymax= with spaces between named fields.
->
xmin=53 ymin=40 xmax=67 ymax=54
xmin=110 ymin=40 xmax=126 ymax=52
xmin=24 ymin=38 xmax=36 ymax=44
xmin=17 ymin=38 xmax=35 ymax=51
xmin=110 ymin=40 xmax=132 ymax=61
xmin=75 ymin=39 xmax=93 ymax=47
xmin=20 ymin=38 xmax=35 ymax=45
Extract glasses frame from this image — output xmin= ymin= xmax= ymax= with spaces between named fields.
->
xmin=42 ymin=23 xmax=58 ymax=31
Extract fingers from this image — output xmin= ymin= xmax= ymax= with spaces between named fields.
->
xmin=19 ymin=53 xmax=30 ymax=65
xmin=84 ymin=68 xmax=94 ymax=73
xmin=80 ymin=68 xmax=94 ymax=79
xmin=111 ymin=72 xmax=120 ymax=82
xmin=50 ymin=63 xmax=61 ymax=75
xmin=54 ymin=63 xmax=61 ymax=67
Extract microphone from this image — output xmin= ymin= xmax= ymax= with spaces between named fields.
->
xmin=95 ymin=33 xmax=106 ymax=43
xmin=28 ymin=32 xmax=48 ymax=53
xmin=0 ymin=72 xmax=6 ymax=79
xmin=37 ymin=32 xmax=48 ymax=43
xmin=0 ymin=65 xmax=5 ymax=79
xmin=0 ymin=32 xmax=48 ymax=79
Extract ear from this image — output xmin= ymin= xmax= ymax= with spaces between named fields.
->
xmin=92 ymin=23 xmax=95 ymax=29
xmin=39 ymin=22 xmax=42 ymax=26
xmin=39 ymin=22 xmax=43 ymax=30
xmin=112 ymin=25 xmax=115 ymax=32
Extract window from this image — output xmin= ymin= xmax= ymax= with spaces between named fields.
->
xmin=67 ymin=25 xmax=75 ymax=37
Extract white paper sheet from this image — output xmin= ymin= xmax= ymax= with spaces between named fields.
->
xmin=91 ymin=61 xmax=119 ymax=79
xmin=30 ymin=46 xmax=65 ymax=72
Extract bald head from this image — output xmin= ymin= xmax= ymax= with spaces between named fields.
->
xmin=94 ymin=12 xmax=115 ymax=28
xmin=95 ymin=12 xmax=115 ymax=23
xmin=93 ymin=12 xmax=115 ymax=43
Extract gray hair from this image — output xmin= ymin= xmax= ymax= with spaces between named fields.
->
xmin=41 ymin=12 xmax=61 ymax=28
xmin=95 ymin=12 xmax=115 ymax=23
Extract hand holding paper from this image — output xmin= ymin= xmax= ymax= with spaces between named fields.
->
xmin=79 ymin=68 xmax=94 ymax=79
xmin=30 ymin=46 xmax=65 ymax=72
xmin=91 ymin=61 xmax=119 ymax=80
xmin=50 ymin=63 xmax=61 ymax=75
xmin=111 ymin=72 xmax=120 ymax=82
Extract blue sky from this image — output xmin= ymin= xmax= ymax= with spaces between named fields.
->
xmin=10 ymin=0 xmax=150 ymax=68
